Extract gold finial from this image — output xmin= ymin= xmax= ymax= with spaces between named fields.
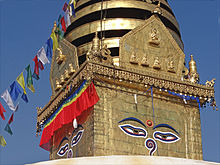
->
xmin=69 ymin=63 xmax=76 ymax=75
xmin=60 ymin=74 xmax=65 ymax=85
xmin=153 ymin=57 xmax=161 ymax=69
xmin=55 ymin=78 xmax=62 ymax=91
xmin=152 ymin=1 xmax=162 ymax=15
xmin=64 ymin=69 xmax=70 ymax=81
xmin=189 ymin=55 xmax=199 ymax=83
xmin=52 ymin=21 xmax=57 ymax=33
xmin=92 ymin=31 xmax=100 ymax=52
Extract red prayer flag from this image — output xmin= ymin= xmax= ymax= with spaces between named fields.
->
xmin=60 ymin=16 xmax=66 ymax=32
xmin=63 ymin=2 xmax=68 ymax=12
xmin=0 ymin=102 xmax=6 ymax=120
xmin=38 ymin=60 xmax=44 ymax=70
xmin=33 ymin=55 xmax=39 ymax=76
xmin=8 ymin=113 xmax=14 ymax=125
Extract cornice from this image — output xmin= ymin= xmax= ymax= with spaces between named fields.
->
xmin=37 ymin=61 xmax=216 ymax=130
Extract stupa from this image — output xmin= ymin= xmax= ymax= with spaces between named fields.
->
xmin=36 ymin=0 xmax=217 ymax=162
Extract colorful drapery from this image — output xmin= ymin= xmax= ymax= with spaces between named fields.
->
xmin=39 ymin=80 xmax=99 ymax=151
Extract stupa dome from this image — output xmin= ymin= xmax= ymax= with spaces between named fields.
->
xmin=65 ymin=0 xmax=183 ymax=63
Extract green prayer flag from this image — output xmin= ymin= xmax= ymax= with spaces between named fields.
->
xmin=0 ymin=135 xmax=7 ymax=147
xmin=25 ymin=65 xmax=35 ymax=93
xmin=4 ymin=123 xmax=13 ymax=135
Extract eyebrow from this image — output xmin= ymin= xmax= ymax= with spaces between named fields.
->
xmin=71 ymin=124 xmax=84 ymax=137
xmin=57 ymin=137 xmax=69 ymax=149
xmin=153 ymin=124 xmax=179 ymax=135
xmin=118 ymin=117 xmax=146 ymax=128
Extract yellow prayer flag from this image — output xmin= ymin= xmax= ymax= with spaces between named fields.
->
xmin=16 ymin=72 xmax=26 ymax=94
xmin=0 ymin=135 xmax=7 ymax=147
xmin=50 ymin=32 xmax=58 ymax=51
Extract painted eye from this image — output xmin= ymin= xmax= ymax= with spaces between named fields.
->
xmin=153 ymin=131 xmax=180 ymax=143
xmin=119 ymin=124 xmax=147 ymax=138
xmin=67 ymin=149 xmax=73 ymax=158
xmin=71 ymin=130 xmax=84 ymax=147
xmin=57 ymin=143 xmax=69 ymax=157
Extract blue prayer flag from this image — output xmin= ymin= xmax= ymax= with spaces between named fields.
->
xmin=70 ymin=3 xmax=76 ymax=17
xmin=9 ymin=81 xmax=21 ymax=102
xmin=46 ymin=37 xmax=53 ymax=59
xmin=4 ymin=123 xmax=13 ymax=135
xmin=32 ymin=72 xmax=40 ymax=80
xmin=21 ymin=93 xmax=28 ymax=103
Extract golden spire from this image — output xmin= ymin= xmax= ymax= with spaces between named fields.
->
xmin=188 ymin=55 xmax=199 ymax=83
xmin=52 ymin=21 xmax=57 ymax=33
xmin=152 ymin=1 xmax=162 ymax=15
xmin=92 ymin=31 xmax=100 ymax=52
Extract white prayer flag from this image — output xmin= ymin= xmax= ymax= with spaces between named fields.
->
xmin=37 ymin=47 xmax=50 ymax=65
xmin=65 ymin=10 xmax=71 ymax=27
xmin=1 ymin=90 xmax=17 ymax=111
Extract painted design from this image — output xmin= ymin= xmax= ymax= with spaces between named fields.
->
xmin=118 ymin=117 xmax=146 ymax=128
xmin=67 ymin=149 xmax=73 ymax=158
xmin=153 ymin=131 xmax=180 ymax=143
xmin=57 ymin=143 xmax=69 ymax=157
xmin=118 ymin=117 xmax=180 ymax=156
xmin=118 ymin=124 xmax=147 ymax=138
xmin=145 ymin=138 xmax=157 ymax=156
xmin=146 ymin=120 xmax=153 ymax=127
xmin=153 ymin=124 xmax=179 ymax=135
xmin=71 ymin=130 xmax=84 ymax=147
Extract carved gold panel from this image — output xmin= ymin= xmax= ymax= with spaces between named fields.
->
xmin=50 ymin=39 xmax=79 ymax=96
xmin=119 ymin=15 xmax=185 ymax=79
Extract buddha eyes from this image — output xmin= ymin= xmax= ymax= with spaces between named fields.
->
xmin=57 ymin=143 xmax=69 ymax=157
xmin=153 ymin=131 xmax=180 ymax=143
xmin=71 ymin=130 xmax=84 ymax=147
xmin=119 ymin=124 xmax=147 ymax=138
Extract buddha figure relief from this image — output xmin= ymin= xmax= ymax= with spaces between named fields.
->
xmin=129 ymin=51 xmax=138 ymax=64
xmin=167 ymin=58 xmax=175 ymax=73
xmin=153 ymin=57 xmax=161 ymax=69
xmin=56 ymin=48 xmax=66 ymax=65
xmin=148 ymin=28 xmax=160 ymax=46
xmin=141 ymin=54 xmax=149 ymax=67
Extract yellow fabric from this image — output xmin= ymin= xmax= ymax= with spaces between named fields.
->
xmin=0 ymin=135 xmax=6 ymax=147
xmin=16 ymin=72 xmax=26 ymax=94
xmin=50 ymin=32 xmax=58 ymax=51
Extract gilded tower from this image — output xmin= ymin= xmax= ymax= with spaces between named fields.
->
xmin=37 ymin=0 xmax=216 ymax=161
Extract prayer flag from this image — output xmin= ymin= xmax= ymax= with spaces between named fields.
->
xmin=4 ymin=123 xmax=13 ymax=135
xmin=60 ymin=16 xmax=66 ymax=32
xmin=50 ymin=32 xmax=58 ymax=51
xmin=58 ymin=14 xmax=62 ymax=25
xmin=1 ymin=90 xmax=17 ymax=111
xmin=65 ymin=10 xmax=71 ymax=27
xmin=46 ymin=37 xmax=53 ymax=59
xmin=0 ymin=102 xmax=6 ymax=120
xmin=16 ymin=72 xmax=26 ymax=94
xmin=21 ymin=93 xmax=28 ymax=103
xmin=63 ymin=2 xmax=68 ymax=12
xmin=25 ymin=65 xmax=35 ymax=93
xmin=33 ymin=55 xmax=40 ymax=80
xmin=9 ymin=81 xmax=21 ymax=102
xmin=0 ymin=136 xmax=7 ymax=147
xmin=8 ymin=113 xmax=14 ymax=125
xmin=38 ymin=60 xmax=44 ymax=71
xmin=37 ymin=47 xmax=50 ymax=65
xmin=70 ymin=3 xmax=76 ymax=17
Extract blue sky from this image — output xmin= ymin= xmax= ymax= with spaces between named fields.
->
xmin=0 ymin=0 xmax=219 ymax=164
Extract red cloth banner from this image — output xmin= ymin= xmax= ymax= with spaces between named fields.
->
xmin=39 ymin=81 xmax=99 ymax=151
